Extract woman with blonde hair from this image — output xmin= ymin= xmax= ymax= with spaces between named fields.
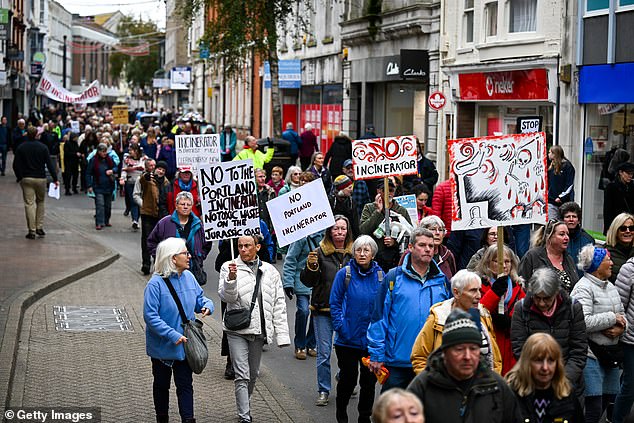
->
xmin=605 ymin=212 xmax=634 ymax=282
xmin=371 ymin=388 xmax=424 ymax=423
xmin=506 ymin=333 xmax=583 ymax=423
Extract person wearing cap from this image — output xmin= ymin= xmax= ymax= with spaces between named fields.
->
xmin=330 ymin=174 xmax=360 ymax=237
xmin=220 ymin=124 xmax=237 ymax=162
xmin=407 ymin=308 xmax=521 ymax=423
xmin=360 ymin=124 xmax=377 ymax=140
xmin=234 ymin=135 xmax=274 ymax=170
xmin=282 ymin=122 xmax=301 ymax=165
xmin=367 ymin=227 xmax=451 ymax=391
xmin=167 ymin=167 xmax=202 ymax=217
xmin=86 ymin=143 xmax=118 ymax=230
xmin=604 ymin=161 xmax=634 ymax=234
xmin=342 ymin=159 xmax=371 ymax=219
xmin=410 ymin=269 xmax=502 ymax=375
xmin=136 ymin=159 xmax=171 ymax=275
xmin=324 ymin=132 xmax=351 ymax=180
xmin=360 ymin=178 xmax=412 ymax=272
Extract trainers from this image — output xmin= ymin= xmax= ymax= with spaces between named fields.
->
xmin=96 ymin=225 xmax=103 ymax=230
xmin=132 ymin=221 xmax=139 ymax=231
xmin=25 ymin=232 xmax=36 ymax=239
xmin=295 ymin=348 xmax=307 ymax=360
xmin=316 ymin=392 xmax=329 ymax=406
xmin=36 ymin=229 xmax=46 ymax=237
xmin=307 ymin=348 xmax=317 ymax=357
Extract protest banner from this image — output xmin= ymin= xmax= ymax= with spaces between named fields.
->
xmin=266 ymin=179 xmax=335 ymax=247
xmin=351 ymin=135 xmax=418 ymax=180
xmin=197 ymin=160 xmax=260 ymax=241
xmin=448 ymin=132 xmax=548 ymax=231
xmin=36 ymin=71 xmax=101 ymax=103
xmin=176 ymin=134 xmax=221 ymax=171
xmin=395 ymin=194 xmax=418 ymax=225
xmin=112 ymin=105 xmax=128 ymax=125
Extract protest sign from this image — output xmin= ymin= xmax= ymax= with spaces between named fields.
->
xmin=395 ymin=194 xmax=418 ymax=225
xmin=351 ymin=135 xmax=418 ymax=180
xmin=266 ymin=179 xmax=335 ymax=247
xmin=198 ymin=160 xmax=260 ymax=241
xmin=176 ymin=134 xmax=221 ymax=171
xmin=448 ymin=132 xmax=548 ymax=231
xmin=112 ymin=105 xmax=128 ymax=125
xmin=70 ymin=121 xmax=80 ymax=133
xmin=36 ymin=71 xmax=101 ymax=103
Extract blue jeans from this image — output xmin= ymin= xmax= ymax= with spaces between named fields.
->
xmin=512 ymin=224 xmax=531 ymax=258
xmin=613 ymin=343 xmax=634 ymax=423
xmin=381 ymin=366 xmax=415 ymax=393
xmin=94 ymin=191 xmax=112 ymax=226
xmin=294 ymin=294 xmax=315 ymax=349
xmin=313 ymin=314 xmax=333 ymax=394
xmin=124 ymin=181 xmax=140 ymax=221
xmin=151 ymin=358 xmax=194 ymax=420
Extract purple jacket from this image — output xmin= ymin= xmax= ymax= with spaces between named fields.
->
xmin=147 ymin=211 xmax=212 ymax=259
xmin=299 ymin=130 xmax=318 ymax=158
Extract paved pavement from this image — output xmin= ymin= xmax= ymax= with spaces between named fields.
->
xmin=0 ymin=156 xmax=315 ymax=422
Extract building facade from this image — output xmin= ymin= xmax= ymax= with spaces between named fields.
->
xmin=46 ymin=0 xmax=72 ymax=90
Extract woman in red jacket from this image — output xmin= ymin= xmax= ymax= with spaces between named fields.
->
xmin=167 ymin=167 xmax=201 ymax=217
xmin=476 ymin=244 xmax=525 ymax=375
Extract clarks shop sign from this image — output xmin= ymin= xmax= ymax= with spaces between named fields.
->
xmin=399 ymin=49 xmax=429 ymax=80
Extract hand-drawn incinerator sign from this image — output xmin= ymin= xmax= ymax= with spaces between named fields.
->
xmin=448 ymin=132 xmax=548 ymax=231
xmin=176 ymin=134 xmax=221 ymax=170
xmin=351 ymin=135 xmax=418 ymax=180
xmin=197 ymin=160 xmax=260 ymax=241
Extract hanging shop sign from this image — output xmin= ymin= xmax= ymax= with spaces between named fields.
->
xmin=458 ymin=69 xmax=549 ymax=101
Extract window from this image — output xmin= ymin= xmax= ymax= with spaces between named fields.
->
xmin=619 ymin=0 xmax=634 ymax=6
xmin=509 ymin=0 xmax=537 ymax=32
xmin=485 ymin=2 xmax=498 ymax=37
xmin=464 ymin=0 xmax=474 ymax=43
xmin=587 ymin=0 xmax=609 ymax=10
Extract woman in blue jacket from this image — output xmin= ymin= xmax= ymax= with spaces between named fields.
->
xmin=330 ymin=235 xmax=383 ymax=423
xmin=143 ymin=237 xmax=214 ymax=423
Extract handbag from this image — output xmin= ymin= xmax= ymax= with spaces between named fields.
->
xmin=588 ymin=339 xmax=624 ymax=368
xmin=223 ymin=264 xmax=262 ymax=331
xmin=162 ymin=277 xmax=208 ymax=374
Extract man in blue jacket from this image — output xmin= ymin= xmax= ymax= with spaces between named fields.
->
xmin=282 ymin=122 xmax=301 ymax=165
xmin=367 ymin=226 xmax=451 ymax=391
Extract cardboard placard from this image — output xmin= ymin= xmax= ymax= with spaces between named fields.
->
xmin=351 ymin=135 xmax=418 ymax=180
xmin=175 ymin=134 xmax=221 ymax=171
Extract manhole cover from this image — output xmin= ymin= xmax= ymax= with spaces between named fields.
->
xmin=53 ymin=306 xmax=134 ymax=332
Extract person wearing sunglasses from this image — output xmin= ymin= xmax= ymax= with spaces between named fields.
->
xmin=605 ymin=212 xmax=634 ymax=283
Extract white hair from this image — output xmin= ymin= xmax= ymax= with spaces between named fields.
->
xmin=451 ymin=269 xmax=481 ymax=295
xmin=154 ymin=237 xmax=186 ymax=277
xmin=304 ymin=123 xmax=312 ymax=131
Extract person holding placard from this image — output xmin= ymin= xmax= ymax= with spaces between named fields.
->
xmin=219 ymin=235 xmax=290 ymax=423
xmin=233 ymin=135 xmax=274 ymax=170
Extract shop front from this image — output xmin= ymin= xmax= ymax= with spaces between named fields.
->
xmin=578 ymin=63 xmax=634 ymax=234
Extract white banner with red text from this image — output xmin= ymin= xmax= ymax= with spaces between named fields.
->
xmin=36 ymin=72 xmax=101 ymax=104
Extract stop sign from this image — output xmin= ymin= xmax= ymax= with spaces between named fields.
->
xmin=428 ymin=91 xmax=447 ymax=110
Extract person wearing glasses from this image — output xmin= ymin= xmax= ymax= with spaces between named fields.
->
xmin=511 ymin=267 xmax=588 ymax=399
xmin=143 ymin=237 xmax=214 ymax=423
xmin=605 ymin=212 xmax=634 ymax=283
xmin=518 ymin=220 xmax=579 ymax=293
xmin=419 ymin=215 xmax=456 ymax=280
xmin=277 ymin=165 xmax=302 ymax=196
xmin=147 ymin=191 xmax=212 ymax=284
xmin=604 ymin=162 xmax=634 ymax=234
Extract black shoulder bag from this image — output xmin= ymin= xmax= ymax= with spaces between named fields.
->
xmin=162 ymin=277 xmax=208 ymax=374
xmin=224 ymin=265 xmax=262 ymax=331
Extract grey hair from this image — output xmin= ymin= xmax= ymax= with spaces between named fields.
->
xmin=304 ymin=123 xmax=312 ymax=131
xmin=410 ymin=226 xmax=434 ymax=244
xmin=285 ymin=165 xmax=302 ymax=185
xmin=175 ymin=191 xmax=194 ymax=205
xmin=154 ymin=237 xmax=186 ymax=277
xmin=352 ymin=235 xmax=378 ymax=258
xmin=577 ymin=244 xmax=603 ymax=272
xmin=419 ymin=215 xmax=445 ymax=230
xmin=527 ymin=267 xmax=560 ymax=297
xmin=451 ymin=269 xmax=481 ymax=295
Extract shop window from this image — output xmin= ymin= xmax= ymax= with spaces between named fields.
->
xmin=485 ymin=1 xmax=498 ymax=37
xmin=509 ymin=0 xmax=537 ymax=32
xmin=620 ymin=0 xmax=634 ymax=6
xmin=464 ymin=0 xmax=474 ymax=43
xmin=587 ymin=0 xmax=609 ymax=10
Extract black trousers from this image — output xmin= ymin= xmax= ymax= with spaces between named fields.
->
xmin=63 ymin=162 xmax=79 ymax=192
xmin=334 ymin=345 xmax=377 ymax=423
xmin=141 ymin=214 xmax=159 ymax=269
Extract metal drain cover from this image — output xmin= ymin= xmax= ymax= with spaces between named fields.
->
xmin=53 ymin=305 xmax=134 ymax=332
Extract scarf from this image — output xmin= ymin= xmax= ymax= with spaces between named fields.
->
xmin=178 ymin=178 xmax=193 ymax=191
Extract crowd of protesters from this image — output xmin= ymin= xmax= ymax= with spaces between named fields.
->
xmin=8 ymin=108 xmax=634 ymax=423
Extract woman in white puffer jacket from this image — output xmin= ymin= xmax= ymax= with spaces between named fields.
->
xmin=219 ymin=234 xmax=290 ymax=423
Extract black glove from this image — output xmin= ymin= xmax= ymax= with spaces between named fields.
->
xmin=267 ymin=137 xmax=274 ymax=148
xmin=284 ymin=287 xmax=294 ymax=300
xmin=144 ymin=172 xmax=152 ymax=181
xmin=491 ymin=275 xmax=509 ymax=297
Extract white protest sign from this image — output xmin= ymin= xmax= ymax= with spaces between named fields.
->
xmin=266 ymin=179 xmax=335 ymax=247
xmin=197 ymin=160 xmax=261 ymax=241
xmin=175 ymin=134 xmax=221 ymax=171
xmin=448 ymin=132 xmax=548 ymax=231
xmin=70 ymin=121 xmax=80 ymax=133
xmin=395 ymin=194 xmax=418 ymax=225
xmin=36 ymin=71 xmax=101 ymax=104
xmin=351 ymin=135 xmax=418 ymax=180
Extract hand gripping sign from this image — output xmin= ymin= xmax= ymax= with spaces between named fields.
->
xmin=448 ymin=132 xmax=548 ymax=231
xmin=197 ymin=160 xmax=260 ymax=241
xmin=266 ymin=179 xmax=335 ymax=247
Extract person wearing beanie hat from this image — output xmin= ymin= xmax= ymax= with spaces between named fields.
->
xmin=155 ymin=160 xmax=168 ymax=171
xmin=410 ymin=269 xmax=501 ymax=375
xmin=333 ymin=174 xmax=353 ymax=193
xmin=329 ymin=174 xmax=359 ymax=237
xmin=407 ymin=307 xmax=521 ymax=423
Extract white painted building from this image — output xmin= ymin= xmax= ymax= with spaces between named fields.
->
xmin=46 ymin=0 xmax=72 ymax=89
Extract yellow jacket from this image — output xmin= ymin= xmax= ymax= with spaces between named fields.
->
xmin=410 ymin=299 xmax=502 ymax=375
xmin=233 ymin=146 xmax=274 ymax=170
